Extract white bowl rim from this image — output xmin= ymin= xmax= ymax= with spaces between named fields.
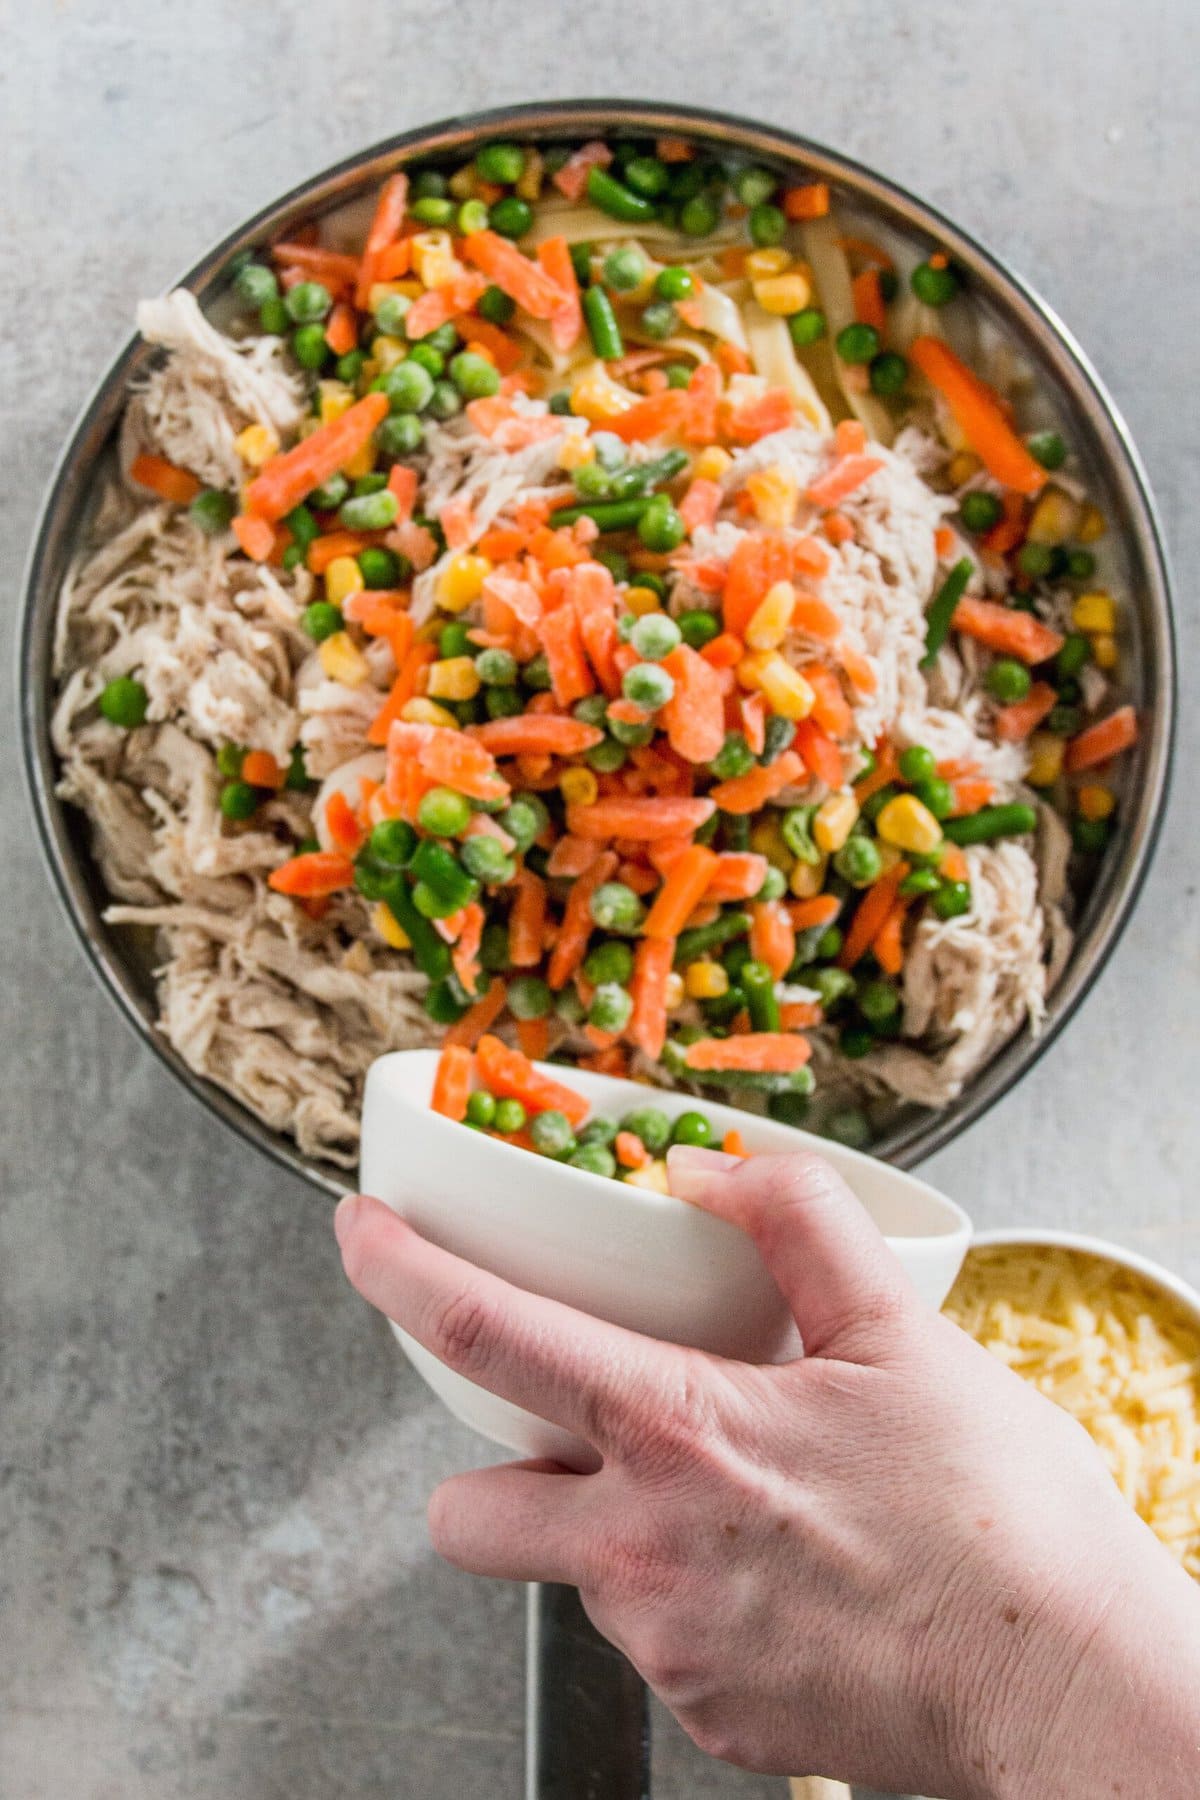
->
xmin=967 ymin=1227 xmax=1200 ymax=1330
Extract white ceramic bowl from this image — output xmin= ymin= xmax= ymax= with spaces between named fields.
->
xmin=964 ymin=1229 xmax=1200 ymax=1331
xmin=360 ymin=1049 xmax=971 ymax=1462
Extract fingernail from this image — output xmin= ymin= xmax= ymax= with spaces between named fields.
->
xmin=333 ymin=1193 xmax=363 ymax=1245
xmin=665 ymin=1145 xmax=739 ymax=1200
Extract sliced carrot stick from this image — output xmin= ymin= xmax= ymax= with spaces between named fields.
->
xmin=509 ymin=868 xmax=549 ymax=968
xmin=570 ymin=560 xmax=621 ymax=696
xmin=546 ymin=835 xmax=605 ymax=878
xmin=386 ymin=462 xmax=418 ymax=522
xmin=910 ymin=336 xmax=1047 ymax=496
xmin=704 ymin=852 xmax=769 ymax=903
xmin=245 ymin=392 xmax=389 ymax=521
xmin=356 ymin=172 xmax=409 ymax=308
xmin=749 ymin=899 xmax=796 ymax=981
xmin=460 ymin=230 xmax=571 ymax=320
xmin=1063 ymin=704 xmax=1138 ymax=773
xmin=788 ymin=893 xmax=841 ymax=932
xmin=272 ymin=243 xmax=362 ymax=286
xmin=678 ymin=477 xmax=723 ymax=535
xmin=627 ymin=935 xmax=674 ymax=1061
xmin=715 ymin=341 xmax=752 ymax=377
xmin=415 ymin=728 xmax=508 ymax=803
xmin=872 ymin=899 xmax=909 ymax=976
xmin=779 ymin=1001 xmax=823 ymax=1030
xmin=374 ymin=239 xmax=413 ymax=282
xmin=453 ymin=312 xmax=524 ymax=374
xmin=951 ymin=597 xmax=1064 ymax=664
xmin=643 ymin=845 xmax=719 ymax=940
xmin=324 ymin=302 xmax=359 ymax=358
xmin=792 ymin=718 xmax=845 ymax=789
xmin=800 ymin=664 xmax=854 ymax=740
xmin=822 ymin=512 xmax=855 ymax=545
xmin=547 ymin=852 xmax=618 ymax=989
xmin=981 ymin=492 xmax=1027 ymax=559
xmin=443 ymin=976 xmax=507 ymax=1049
xmin=307 ymin=530 xmax=374 ymax=574
xmin=940 ymin=846 xmax=970 ymax=884
xmin=535 ymin=235 xmax=583 ymax=353
xmin=566 ymin=795 xmax=716 ymax=842
xmin=516 ymin=1017 xmax=551 ymax=1062
xmin=993 ymin=681 xmax=1057 ymax=742
xmin=537 ymin=602 xmax=595 ymax=707
xmin=684 ymin=1034 xmax=812 ymax=1073
xmin=579 ymin=1045 xmax=630 ymax=1077
xmin=345 ymin=591 xmax=414 ymax=664
xmin=607 ymin=389 xmax=692 ymax=444
xmin=129 ymin=452 xmax=200 ymax=505
xmin=948 ymin=778 xmax=995 ymax=817
xmin=267 ymin=850 xmax=356 ymax=898
xmin=232 ymin=513 xmax=276 ymax=561
xmin=615 ymin=1130 xmax=648 ymax=1169
xmin=853 ymin=738 xmax=899 ymax=803
xmin=837 ymin=863 xmax=909 ymax=970
xmin=726 ymin=388 xmax=795 ymax=445
xmin=782 ymin=182 xmax=830 ymax=220
xmin=851 ymin=269 xmax=887 ymax=333
xmin=740 ymin=693 xmax=767 ymax=756
xmin=430 ymin=1043 xmax=474 ymax=1122
xmin=659 ymin=643 xmax=726 ymax=764
xmin=684 ymin=361 xmax=722 ymax=444
xmin=708 ymin=749 xmax=804 ymax=816
xmin=470 ymin=714 xmax=603 ymax=758
xmin=790 ymin=594 xmax=841 ymax=641
xmin=721 ymin=534 xmax=794 ymax=638
xmin=368 ymin=641 xmax=436 ymax=746
xmin=805 ymin=454 xmax=886 ymax=509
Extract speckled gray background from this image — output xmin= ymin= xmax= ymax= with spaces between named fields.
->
xmin=1 ymin=2 xmax=1196 ymax=1796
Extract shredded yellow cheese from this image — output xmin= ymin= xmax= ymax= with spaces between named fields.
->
xmin=944 ymin=1245 xmax=1200 ymax=1579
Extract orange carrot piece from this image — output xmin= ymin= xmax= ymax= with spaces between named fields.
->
xmin=835 ymin=420 xmax=868 ymax=457
xmin=324 ymin=302 xmax=359 ymax=358
xmin=615 ymin=1130 xmax=649 ymax=1169
xmin=782 ymin=182 xmax=830 ymax=220
xmin=948 ymin=778 xmax=995 ymax=817
xmin=790 ymin=594 xmax=841 ymax=642
xmin=618 ymin=861 xmax=659 ymax=895
xmin=566 ymin=795 xmax=716 ymax=842
xmin=386 ymin=462 xmax=418 ymax=522
xmin=241 ymin=749 xmax=283 ymax=790
xmin=570 ymin=560 xmax=621 ymax=696
xmin=608 ymin=389 xmax=692 ymax=443
xmin=788 ymin=893 xmax=841 ymax=932
xmin=951 ymin=597 xmax=1064 ymax=664
xmin=656 ymin=135 xmax=695 ymax=163
xmin=443 ymin=976 xmax=507 ymax=1048
xmin=356 ymin=172 xmax=409 ymax=308
xmin=941 ymin=846 xmax=970 ymax=884
xmin=536 ymin=235 xmax=584 ymax=353
xmin=245 ymin=392 xmax=389 ymax=521
xmin=272 ymin=243 xmax=362 ymax=286
xmin=547 ymin=853 xmax=618 ymax=989
xmin=430 ymin=1043 xmax=474 ymax=1122
xmin=643 ymin=845 xmax=719 ymax=940
xmin=1063 ymin=705 xmax=1138 ymax=773
xmin=715 ymin=341 xmax=753 ymax=377
xmin=851 ymin=269 xmax=886 ymax=333
xmin=508 ymin=867 xmax=549 ymax=968
xmin=477 ymin=525 xmax=527 ymax=561
xmin=516 ymin=1017 xmax=551 ymax=1062
xmin=324 ymin=788 xmax=365 ymax=855
xmin=552 ymin=140 xmax=612 ymax=201
xmin=678 ymin=477 xmax=723 ymax=535
xmin=801 ymin=664 xmax=854 ymax=740
xmin=375 ymin=240 xmax=413 ymax=282
xmin=546 ymin=835 xmax=605 ymax=878
xmin=659 ymin=644 xmax=726 ymax=765
xmin=267 ymin=850 xmax=356 ymax=898
xmin=684 ymin=361 xmax=722 ymax=444
xmin=415 ymin=728 xmax=508 ymax=803
xmin=792 ymin=717 xmax=845 ymax=789
xmin=748 ymin=899 xmax=796 ymax=982
xmin=993 ymin=681 xmax=1057 ymax=742
xmin=232 ymin=513 xmax=276 ymax=561
xmin=726 ymin=388 xmax=795 ymax=445
xmin=703 ymin=852 xmax=769 ymax=903
xmin=627 ymin=935 xmax=674 ymax=1061
xmin=872 ymin=900 xmax=908 ymax=976
xmin=307 ymin=530 xmax=372 ymax=574
xmin=822 ymin=511 xmax=855 ymax=545
xmin=838 ymin=863 xmax=909 ymax=969
xmin=934 ymin=525 xmax=957 ymax=560
xmin=460 ymin=230 xmax=571 ymax=320
xmin=368 ymin=641 xmax=436 ymax=746
xmin=684 ymin=1034 xmax=812 ymax=1073
xmin=708 ymin=749 xmax=804 ymax=816
xmin=722 ymin=534 xmax=794 ymax=638
xmin=346 ymin=591 xmax=414 ymax=664
xmin=854 ymin=738 xmax=899 ymax=803
xmin=129 ymin=452 xmax=200 ymax=504
xmin=805 ymin=454 xmax=885 ymax=509
xmin=910 ymin=336 xmax=1047 ymax=496
xmin=981 ymin=492 xmax=1027 ymax=559
xmin=779 ymin=1001 xmax=823 ymax=1031
xmin=720 ymin=1128 xmax=748 ymax=1157
xmin=454 ymin=312 xmax=524 ymax=374
xmin=470 ymin=714 xmax=603 ymax=758
xmin=537 ymin=602 xmax=595 ymax=707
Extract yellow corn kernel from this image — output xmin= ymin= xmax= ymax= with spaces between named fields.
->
xmin=693 ymin=445 xmax=733 ymax=482
xmin=556 ymin=432 xmax=595 ymax=471
xmin=1091 ymin=631 xmax=1118 ymax=670
xmin=684 ymin=960 xmax=730 ymax=1001
xmin=372 ymin=335 xmax=408 ymax=372
xmin=744 ymin=465 xmax=798 ymax=531
xmin=874 ymin=841 xmax=903 ymax=877
xmin=410 ymin=231 xmax=459 ymax=288
xmin=1026 ymin=487 xmax=1080 ymax=546
xmin=744 ymin=247 xmax=792 ymax=279
xmin=1077 ymin=783 xmax=1115 ymax=822
xmin=1072 ymin=591 xmax=1117 ymax=634
xmin=515 ymin=146 xmax=544 ymax=201
xmin=625 ymin=1158 xmax=670 ymax=1193
xmin=1026 ymin=730 xmax=1065 ymax=788
xmin=436 ymin=552 xmax=493 ymax=612
xmin=876 ymin=793 xmax=942 ymax=855
xmin=400 ymin=696 xmax=458 ymax=728
xmin=426 ymin=656 xmax=482 ymax=701
xmin=448 ymin=165 xmax=477 ymax=200
xmin=625 ymin=586 xmax=661 ymax=617
xmin=324 ymin=556 xmax=364 ymax=605
xmin=745 ymin=579 xmax=797 ymax=651
xmin=371 ymin=901 xmax=411 ymax=950
xmin=344 ymin=439 xmax=377 ymax=480
xmin=1077 ymin=503 xmax=1107 ymax=543
xmin=749 ymin=814 xmax=790 ymax=868
xmin=752 ymin=272 xmax=812 ymax=316
xmin=664 ymin=970 xmax=686 ymax=1011
xmin=317 ymin=380 xmax=355 ymax=425
xmin=813 ymin=792 xmax=860 ymax=855
xmin=318 ymin=631 xmax=370 ymax=687
xmin=789 ymin=853 xmax=829 ymax=899
xmin=947 ymin=450 xmax=981 ymax=486
xmin=570 ymin=363 xmax=637 ymax=424
xmin=235 ymin=423 xmax=279 ymax=468
xmin=560 ymin=766 xmax=599 ymax=807
xmin=756 ymin=655 xmax=815 ymax=721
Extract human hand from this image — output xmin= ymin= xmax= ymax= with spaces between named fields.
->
xmin=335 ymin=1149 xmax=1200 ymax=1798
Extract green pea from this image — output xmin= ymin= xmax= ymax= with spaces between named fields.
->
xmin=637 ymin=495 xmax=686 ymax=553
xmin=587 ymin=737 xmax=627 ymax=773
xmin=417 ymin=786 xmax=473 ymax=838
xmin=614 ymin=153 xmax=664 ymax=197
xmin=931 ymin=879 xmax=972 ymax=919
xmin=607 ymin=712 xmax=655 ymax=747
xmin=768 ymin=1089 xmax=812 ymax=1126
xmin=477 ymin=683 xmax=518 ymax=722
xmin=308 ymin=473 xmax=349 ymax=509
xmin=839 ymin=1026 xmax=876 ymax=1060
xmin=477 ymin=284 xmax=516 ymax=325
xmin=655 ymin=265 xmax=696 ymax=302
xmin=595 ymin=549 xmax=631 ymax=583
xmin=476 ymin=142 xmax=526 ymax=185
xmin=1072 ymin=816 xmax=1110 ymax=854
xmin=815 ymin=925 xmax=844 ymax=961
xmin=493 ymin=1097 xmax=527 ymax=1133
xmin=611 ymin=1108 xmax=664 ymax=1156
xmin=449 ymin=351 xmax=501 ymax=399
xmin=664 ymin=362 xmax=693 ymax=389
xmin=259 ymin=295 xmax=289 ymax=335
xmin=1065 ymin=549 xmax=1096 ymax=581
xmin=622 ymin=661 xmax=675 ymax=710
xmin=235 ymin=262 xmax=279 ymax=308
xmin=1049 ymin=703 xmax=1081 ymax=735
xmin=420 ymin=322 xmax=461 ymax=357
xmin=501 ymin=794 xmax=549 ymax=853
xmin=531 ymin=1109 xmax=576 ymax=1158
xmin=219 ymin=780 xmax=258 ymax=821
xmin=910 ymin=261 xmax=959 ymax=306
xmin=639 ymin=299 xmax=678 ymax=341
xmin=576 ymin=1117 xmax=617 ymax=1151
xmin=898 ymin=744 xmax=936 ymax=784
xmin=465 ymin=1089 xmax=496 ymax=1128
xmin=490 ymin=195 xmax=533 ymax=239
xmin=859 ymin=979 xmax=900 ymax=1027
xmin=677 ymin=609 xmax=720 ymax=650
xmin=835 ymin=836 xmax=883 ymax=887
xmin=568 ymin=242 xmax=594 ymax=285
xmin=862 ymin=783 xmax=898 ymax=824
xmin=749 ymin=202 xmax=787 ymax=246
xmin=1027 ymin=431 xmax=1068 ymax=471
xmin=680 ymin=192 xmax=721 ymax=237
xmin=285 ymin=280 xmax=333 ymax=323
xmin=671 ymin=1110 xmax=714 ymax=1148
xmin=423 ymin=979 xmax=470 ymax=1024
xmin=508 ymin=975 xmax=553 ymax=1020
xmin=603 ymin=247 xmax=646 ymax=291
xmin=354 ymin=546 xmax=401 ymax=590
xmin=422 ymin=380 xmax=459 ymax=422
xmin=809 ymin=966 xmax=856 ymax=1009
xmin=183 ymin=489 xmax=234 ymax=539
xmin=869 ymin=351 xmax=908 ymax=396
xmin=292 ymin=323 xmax=330 ymax=369
xmin=984 ymin=656 xmax=1032 ymax=703
xmin=734 ymin=166 xmax=777 ymax=208
xmin=382 ymin=359 xmax=435 ymax=414
xmin=475 ymin=645 xmax=517 ymax=685
xmin=1017 ymin=541 xmax=1056 ymax=579
xmin=369 ymin=818 xmax=417 ymax=868
xmin=284 ymin=746 xmax=312 ymax=792
xmin=336 ymin=349 xmax=366 ymax=384
xmin=460 ymin=835 xmax=515 ymax=885
xmin=959 ymin=490 xmax=1003 ymax=534
xmin=836 ymin=322 xmax=880 ymax=364
xmin=1057 ymin=634 xmax=1091 ymax=680
xmin=339 ymin=490 xmax=398 ymax=531
xmin=408 ymin=342 xmax=445 ymax=379
xmin=353 ymin=472 xmax=388 ymax=496
xmin=788 ymin=308 xmax=827 ymax=347
xmin=521 ymin=652 xmax=552 ymax=692
xmin=581 ymin=942 xmax=633 ymax=991
xmin=369 ymin=293 xmax=409 ymax=339
xmin=480 ymin=922 xmax=510 ymax=972
xmin=630 ymin=612 xmax=681 ymax=661
xmin=215 ymin=743 xmax=244 ymax=779
xmin=781 ymin=804 xmax=820 ymax=864
xmin=588 ymin=982 xmax=633 ymax=1033
xmin=899 ymin=867 xmax=943 ymax=897
xmin=589 ymin=881 xmax=645 ymax=933
xmin=301 ymin=601 xmax=344 ymax=642
xmin=410 ymin=195 xmax=455 ymax=226
xmin=98 ymin=676 xmax=149 ymax=728
xmin=751 ymin=865 xmax=785 ymax=903
xmin=570 ymin=1143 xmax=618 ymax=1178
xmin=411 ymin=169 xmax=449 ymax=200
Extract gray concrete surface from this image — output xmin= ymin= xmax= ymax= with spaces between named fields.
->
xmin=1 ymin=1 xmax=1196 ymax=1795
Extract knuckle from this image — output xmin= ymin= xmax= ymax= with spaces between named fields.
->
xmin=628 ymin=1352 xmax=718 ymax=1469
xmin=426 ymin=1285 xmax=499 ymax=1375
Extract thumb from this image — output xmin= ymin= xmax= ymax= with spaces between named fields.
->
xmin=666 ymin=1146 xmax=917 ymax=1362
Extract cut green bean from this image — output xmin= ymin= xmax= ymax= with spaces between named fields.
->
xmin=673 ymin=911 xmax=753 ymax=966
xmin=582 ymin=284 xmax=624 ymax=360
xmin=741 ymin=959 xmax=781 ymax=1032
xmin=943 ymin=803 xmax=1038 ymax=845
xmin=920 ymin=557 xmax=974 ymax=668
xmin=586 ymin=165 xmax=658 ymax=223
xmin=548 ymin=497 xmax=654 ymax=531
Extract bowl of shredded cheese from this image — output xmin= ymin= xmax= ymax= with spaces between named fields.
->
xmin=943 ymin=1231 xmax=1200 ymax=1579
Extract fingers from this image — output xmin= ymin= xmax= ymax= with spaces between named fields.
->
xmin=666 ymin=1147 xmax=915 ymax=1363
xmin=427 ymin=1459 xmax=594 ymax=1584
xmin=335 ymin=1193 xmax=676 ymax=1455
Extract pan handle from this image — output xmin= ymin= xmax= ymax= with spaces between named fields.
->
xmin=526 ymin=1583 xmax=650 ymax=1799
